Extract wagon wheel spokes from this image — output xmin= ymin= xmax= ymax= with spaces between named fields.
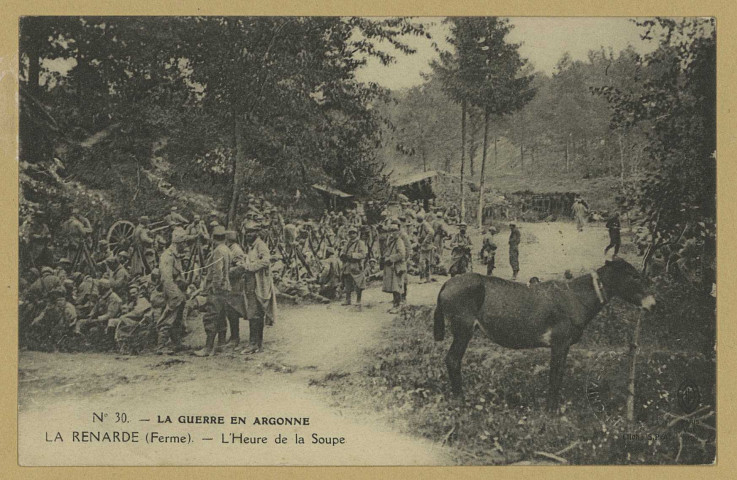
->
xmin=107 ymin=220 xmax=136 ymax=254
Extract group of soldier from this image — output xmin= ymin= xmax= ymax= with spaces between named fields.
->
xmin=20 ymin=193 xmax=532 ymax=355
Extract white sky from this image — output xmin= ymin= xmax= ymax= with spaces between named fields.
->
xmin=355 ymin=17 xmax=660 ymax=90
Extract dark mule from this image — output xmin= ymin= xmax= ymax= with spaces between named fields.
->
xmin=433 ymin=258 xmax=656 ymax=411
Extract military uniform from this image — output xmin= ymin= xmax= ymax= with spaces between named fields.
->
xmin=450 ymin=229 xmax=473 ymax=275
xmin=244 ymin=234 xmax=275 ymax=350
xmin=382 ymin=229 xmax=406 ymax=311
xmin=339 ymin=233 xmax=367 ymax=305
xmin=131 ymin=221 xmax=155 ymax=276
xmin=417 ymin=221 xmax=435 ymax=282
xmin=509 ymin=225 xmax=521 ymax=280
xmin=225 ymin=237 xmax=247 ymax=345
xmin=203 ymin=240 xmax=231 ymax=337
xmin=157 ymin=244 xmax=186 ymax=350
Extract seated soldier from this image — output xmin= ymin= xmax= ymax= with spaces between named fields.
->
xmin=76 ymin=279 xmax=122 ymax=348
xmin=28 ymin=287 xmax=77 ymax=351
xmin=111 ymin=284 xmax=155 ymax=354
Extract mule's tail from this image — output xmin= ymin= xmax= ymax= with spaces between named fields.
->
xmin=433 ymin=286 xmax=446 ymax=341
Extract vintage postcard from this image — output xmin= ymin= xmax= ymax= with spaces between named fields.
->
xmin=2 ymin=4 xmax=730 ymax=476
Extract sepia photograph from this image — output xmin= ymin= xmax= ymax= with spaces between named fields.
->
xmin=16 ymin=16 xmax=716 ymax=466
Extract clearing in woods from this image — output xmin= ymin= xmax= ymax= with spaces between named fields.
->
xmin=18 ymin=221 xmax=618 ymax=465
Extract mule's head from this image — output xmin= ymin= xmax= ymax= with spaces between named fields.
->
xmin=598 ymin=258 xmax=656 ymax=311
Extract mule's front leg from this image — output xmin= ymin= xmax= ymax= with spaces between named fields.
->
xmin=547 ymin=343 xmax=570 ymax=412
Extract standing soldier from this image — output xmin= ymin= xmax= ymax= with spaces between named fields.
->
xmin=509 ymin=222 xmax=521 ymax=281
xmin=397 ymin=217 xmax=412 ymax=303
xmin=572 ymin=195 xmax=589 ymax=232
xmin=224 ymin=230 xmax=247 ymax=348
xmin=131 ymin=216 xmax=155 ymax=276
xmin=417 ymin=214 xmax=435 ymax=283
xmin=164 ymin=206 xmax=188 ymax=228
xmin=339 ymin=226 xmax=367 ymax=309
xmin=382 ymin=223 xmax=406 ymax=314
xmin=480 ymin=226 xmax=498 ymax=276
xmin=156 ymin=228 xmax=188 ymax=355
xmin=60 ymin=208 xmax=92 ymax=260
xmin=449 ymin=223 xmax=473 ymax=276
xmin=605 ymin=212 xmax=622 ymax=258
xmin=242 ymin=221 xmax=276 ymax=354
xmin=27 ymin=211 xmax=52 ymax=268
xmin=432 ymin=211 xmax=448 ymax=269
xmin=195 ymin=226 xmax=230 ymax=357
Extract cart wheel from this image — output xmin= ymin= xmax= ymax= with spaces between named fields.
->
xmin=107 ymin=220 xmax=136 ymax=254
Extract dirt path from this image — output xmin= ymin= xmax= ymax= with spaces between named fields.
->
xmin=18 ymin=221 xmax=622 ymax=466
xmin=18 ymin=286 xmax=452 ymax=466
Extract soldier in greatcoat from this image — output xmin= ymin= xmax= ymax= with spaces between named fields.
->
xmin=339 ymin=226 xmax=367 ymax=308
xmin=382 ymin=223 xmax=406 ymax=314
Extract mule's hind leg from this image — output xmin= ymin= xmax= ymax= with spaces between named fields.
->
xmin=445 ymin=318 xmax=474 ymax=399
xmin=547 ymin=342 xmax=571 ymax=412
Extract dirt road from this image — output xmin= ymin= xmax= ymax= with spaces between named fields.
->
xmin=18 ymin=221 xmax=621 ymax=466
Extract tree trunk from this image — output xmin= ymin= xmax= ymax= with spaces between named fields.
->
xmin=26 ymin=19 xmax=42 ymax=95
xmin=520 ymin=144 xmax=524 ymax=170
xmin=421 ymin=148 xmax=427 ymax=172
xmin=227 ymin=113 xmax=246 ymax=228
xmin=564 ymin=137 xmax=569 ymax=173
xmin=494 ymin=136 xmax=498 ymax=165
xmin=626 ymin=311 xmax=643 ymax=422
xmin=618 ymin=132 xmax=626 ymax=189
xmin=477 ymin=108 xmax=489 ymax=229
xmin=468 ymin=115 xmax=477 ymax=178
xmin=460 ymin=99 xmax=467 ymax=221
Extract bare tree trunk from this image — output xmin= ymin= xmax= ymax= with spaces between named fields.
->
xmin=520 ymin=144 xmax=524 ymax=171
xmin=565 ymin=137 xmax=569 ymax=173
xmin=477 ymin=108 xmax=489 ymax=229
xmin=494 ymin=136 xmax=498 ymax=165
xmin=227 ymin=113 xmax=245 ymax=228
xmin=618 ymin=132 xmax=626 ymax=189
xmin=26 ymin=19 xmax=42 ymax=95
xmin=626 ymin=311 xmax=643 ymax=422
xmin=421 ymin=148 xmax=427 ymax=172
xmin=460 ymin=99 xmax=467 ymax=221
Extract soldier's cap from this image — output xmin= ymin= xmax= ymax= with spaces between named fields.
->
xmin=71 ymin=208 xmax=80 ymax=214
xmin=243 ymin=220 xmax=260 ymax=232
xmin=128 ymin=284 xmax=139 ymax=293
xmin=97 ymin=279 xmax=111 ymax=289
xmin=398 ymin=215 xmax=406 ymax=221
xmin=171 ymin=206 xmax=178 ymax=211
xmin=325 ymin=246 xmax=335 ymax=255
xmin=171 ymin=228 xmax=188 ymax=243
xmin=459 ymin=222 xmax=467 ymax=228
xmin=50 ymin=286 xmax=66 ymax=298
xmin=225 ymin=230 xmax=238 ymax=240
xmin=416 ymin=213 xmax=424 ymax=220
xmin=368 ymin=258 xmax=378 ymax=263
xmin=209 ymin=220 xmax=220 ymax=228
xmin=71 ymin=272 xmax=82 ymax=282
xmin=151 ymin=268 xmax=160 ymax=277
xmin=118 ymin=250 xmax=130 ymax=258
xmin=99 ymin=239 xmax=108 ymax=245
xmin=212 ymin=225 xmax=227 ymax=238
xmin=348 ymin=226 xmax=358 ymax=234
xmin=104 ymin=255 xmax=118 ymax=264
xmin=509 ymin=221 xmax=516 ymax=226
xmin=387 ymin=223 xmax=399 ymax=232
xmin=58 ymin=257 xmax=72 ymax=265
xmin=36 ymin=209 xmax=45 ymax=215
xmin=144 ymin=248 xmax=156 ymax=255
xmin=193 ymin=214 xmax=201 ymax=220
xmin=139 ymin=215 xmax=150 ymax=223
xmin=64 ymin=279 xmax=74 ymax=287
